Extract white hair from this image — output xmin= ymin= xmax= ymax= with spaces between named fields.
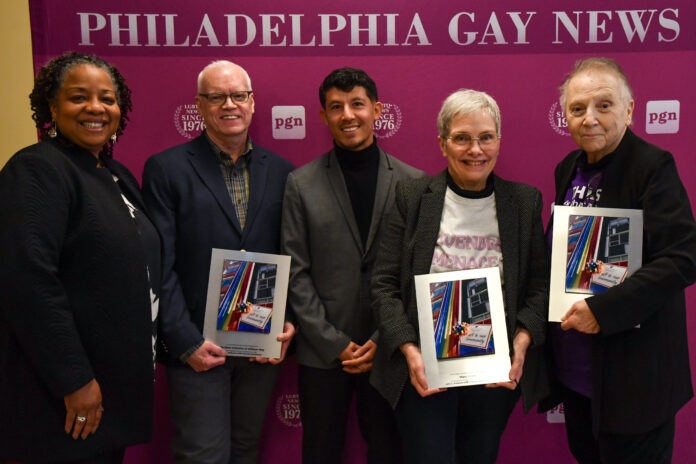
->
xmin=437 ymin=89 xmax=501 ymax=137
xmin=197 ymin=60 xmax=252 ymax=92
xmin=559 ymin=57 xmax=633 ymax=109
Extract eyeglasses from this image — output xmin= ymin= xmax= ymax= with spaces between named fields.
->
xmin=446 ymin=133 xmax=500 ymax=149
xmin=198 ymin=91 xmax=253 ymax=105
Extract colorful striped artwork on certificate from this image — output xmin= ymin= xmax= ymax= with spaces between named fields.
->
xmin=429 ymin=278 xmax=495 ymax=360
xmin=217 ymin=259 xmax=277 ymax=333
xmin=566 ymin=215 xmax=630 ymax=294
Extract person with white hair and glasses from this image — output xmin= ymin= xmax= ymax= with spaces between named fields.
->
xmin=370 ymin=89 xmax=550 ymax=464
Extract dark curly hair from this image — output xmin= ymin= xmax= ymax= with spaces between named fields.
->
xmin=30 ymin=52 xmax=132 ymax=159
xmin=319 ymin=67 xmax=378 ymax=108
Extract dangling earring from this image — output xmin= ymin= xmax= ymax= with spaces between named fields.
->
xmin=48 ymin=121 xmax=57 ymax=138
xmin=110 ymin=133 xmax=117 ymax=143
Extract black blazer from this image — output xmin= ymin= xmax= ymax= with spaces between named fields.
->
xmin=550 ymin=129 xmax=696 ymax=434
xmin=0 ymin=140 xmax=157 ymax=462
xmin=370 ymin=172 xmax=550 ymax=412
xmin=142 ymin=133 xmax=294 ymax=361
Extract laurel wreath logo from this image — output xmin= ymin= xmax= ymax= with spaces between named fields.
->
xmin=374 ymin=102 xmax=403 ymax=139
xmin=174 ymin=104 xmax=205 ymax=139
xmin=548 ymin=102 xmax=570 ymax=137
xmin=275 ymin=393 xmax=302 ymax=428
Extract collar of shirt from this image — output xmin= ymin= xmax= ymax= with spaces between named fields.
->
xmin=446 ymin=170 xmax=495 ymax=199
xmin=205 ymin=132 xmax=254 ymax=167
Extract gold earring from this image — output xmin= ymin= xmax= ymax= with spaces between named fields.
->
xmin=111 ymin=133 xmax=117 ymax=143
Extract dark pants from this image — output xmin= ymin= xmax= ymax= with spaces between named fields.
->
xmin=561 ymin=384 xmax=675 ymax=464
xmin=67 ymin=449 xmax=125 ymax=464
xmin=167 ymin=358 xmax=279 ymax=464
xmin=298 ymin=365 xmax=402 ymax=464
xmin=2 ymin=448 xmax=125 ymax=464
xmin=395 ymin=383 xmax=520 ymax=464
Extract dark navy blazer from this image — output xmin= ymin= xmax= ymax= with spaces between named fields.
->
xmin=142 ymin=133 xmax=294 ymax=360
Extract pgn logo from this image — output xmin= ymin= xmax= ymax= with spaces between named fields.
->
xmin=645 ymin=100 xmax=679 ymax=134
xmin=272 ymin=106 xmax=306 ymax=139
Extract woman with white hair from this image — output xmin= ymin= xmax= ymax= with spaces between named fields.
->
xmin=369 ymin=89 xmax=549 ymax=463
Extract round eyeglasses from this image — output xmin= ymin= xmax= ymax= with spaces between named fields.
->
xmin=198 ymin=91 xmax=253 ymax=105
xmin=446 ymin=133 xmax=500 ymax=149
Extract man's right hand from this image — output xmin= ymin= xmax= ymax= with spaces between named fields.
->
xmin=186 ymin=340 xmax=227 ymax=372
xmin=338 ymin=341 xmax=360 ymax=362
xmin=338 ymin=341 xmax=361 ymax=374
xmin=341 ymin=340 xmax=377 ymax=374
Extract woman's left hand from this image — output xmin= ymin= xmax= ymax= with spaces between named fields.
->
xmin=64 ymin=378 xmax=103 ymax=439
xmin=400 ymin=342 xmax=446 ymax=397
xmin=486 ymin=327 xmax=531 ymax=390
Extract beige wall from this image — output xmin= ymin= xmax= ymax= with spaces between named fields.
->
xmin=0 ymin=1 xmax=36 ymax=168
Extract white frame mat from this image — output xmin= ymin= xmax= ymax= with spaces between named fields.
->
xmin=549 ymin=206 xmax=643 ymax=322
xmin=203 ymin=248 xmax=291 ymax=358
xmin=415 ymin=267 xmax=511 ymax=389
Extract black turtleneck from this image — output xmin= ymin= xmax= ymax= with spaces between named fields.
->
xmin=446 ymin=170 xmax=495 ymax=199
xmin=334 ymin=140 xmax=380 ymax=247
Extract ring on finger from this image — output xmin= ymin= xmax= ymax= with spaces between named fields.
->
xmin=76 ymin=416 xmax=87 ymax=423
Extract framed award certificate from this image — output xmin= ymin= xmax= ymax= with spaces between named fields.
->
xmin=549 ymin=206 xmax=643 ymax=322
xmin=414 ymin=267 xmax=511 ymax=388
xmin=203 ymin=248 xmax=291 ymax=357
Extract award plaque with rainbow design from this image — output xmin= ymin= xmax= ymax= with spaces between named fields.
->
xmin=549 ymin=206 xmax=643 ymax=322
xmin=415 ymin=267 xmax=510 ymax=388
xmin=203 ymin=249 xmax=290 ymax=357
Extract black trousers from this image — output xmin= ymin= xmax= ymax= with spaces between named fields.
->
xmin=62 ymin=448 xmax=125 ymax=464
xmin=0 ymin=448 xmax=125 ymax=464
xmin=561 ymin=384 xmax=675 ymax=464
xmin=298 ymin=365 xmax=402 ymax=464
xmin=395 ymin=383 xmax=520 ymax=464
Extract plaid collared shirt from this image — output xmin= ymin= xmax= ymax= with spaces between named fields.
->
xmin=206 ymin=134 xmax=253 ymax=230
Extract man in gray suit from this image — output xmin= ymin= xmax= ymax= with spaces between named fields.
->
xmin=281 ymin=68 xmax=424 ymax=464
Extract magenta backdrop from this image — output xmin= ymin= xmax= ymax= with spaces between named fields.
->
xmin=28 ymin=1 xmax=696 ymax=462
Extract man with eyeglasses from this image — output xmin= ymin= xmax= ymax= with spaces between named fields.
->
xmin=281 ymin=67 xmax=424 ymax=463
xmin=142 ymin=60 xmax=295 ymax=464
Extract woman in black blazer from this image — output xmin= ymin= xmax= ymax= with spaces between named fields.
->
xmin=0 ymin=52 xmax=160 ymax=463
xmin=370 ymin=89 xmax=549 ymax=464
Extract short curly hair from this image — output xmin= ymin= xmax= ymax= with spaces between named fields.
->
xmin=30 ymin=52 xmax=132 ymax=158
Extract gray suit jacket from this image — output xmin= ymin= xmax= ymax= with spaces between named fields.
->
xmin=281 ymin=148 xmax=425 ymax=368
xmin=370 ymin=172 xmax=549 ymax=412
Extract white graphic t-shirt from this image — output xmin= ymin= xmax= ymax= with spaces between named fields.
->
xmin=430 ymin=188 xmax=503 ymax=284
